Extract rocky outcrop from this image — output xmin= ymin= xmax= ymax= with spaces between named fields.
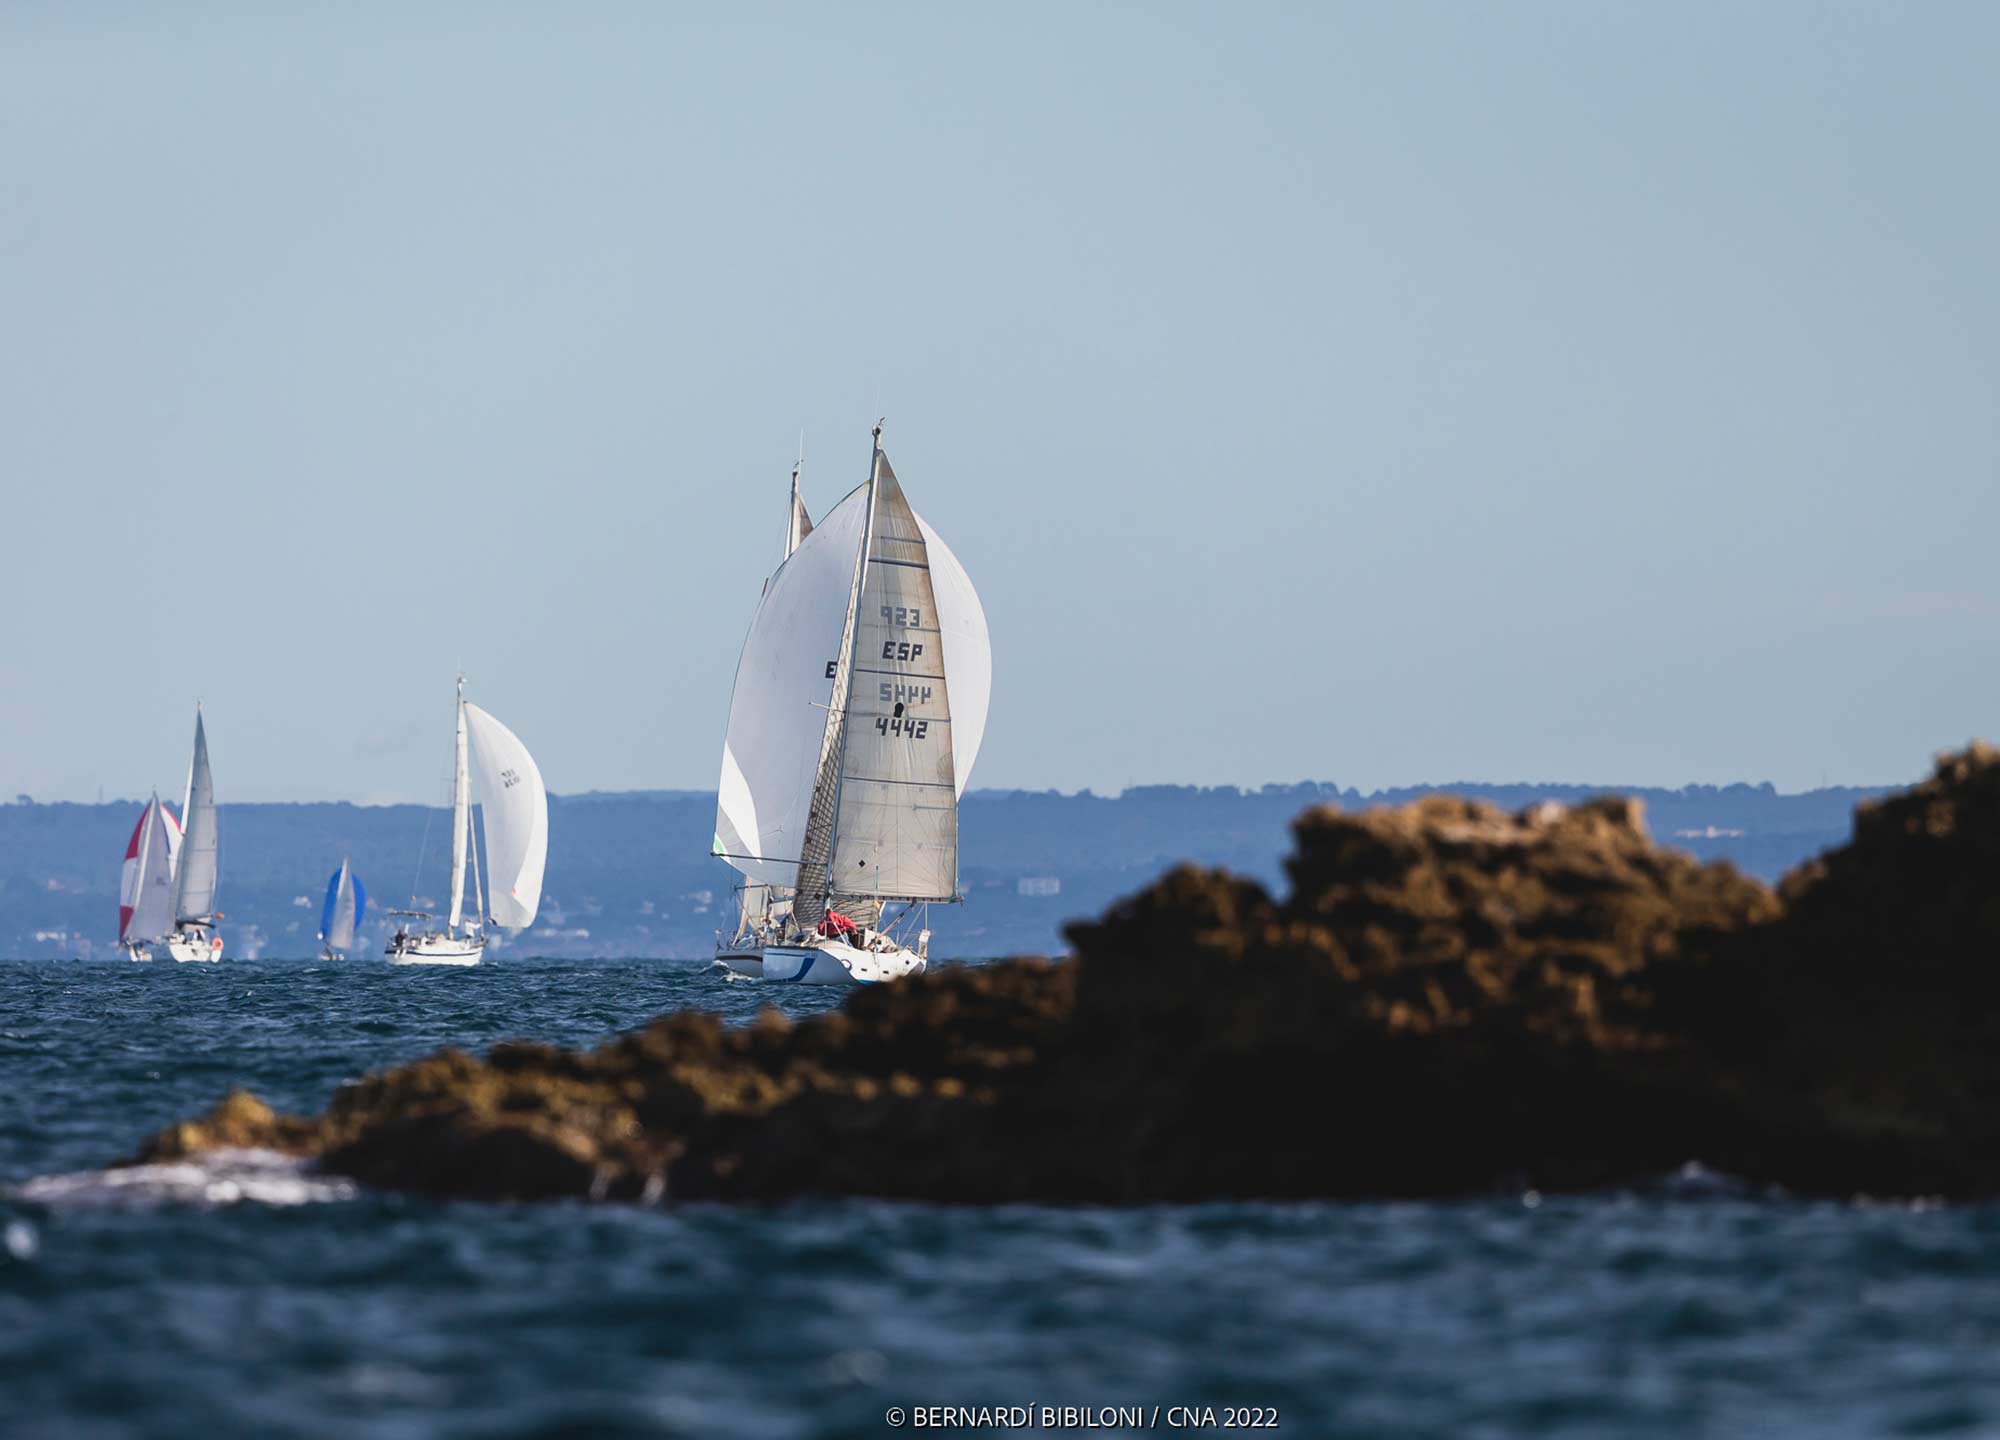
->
xmin=135 ymin=746 xmax=2000 ymax=1202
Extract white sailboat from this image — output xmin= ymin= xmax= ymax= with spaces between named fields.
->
xmin=713 ymin=423 xmax=991 ymax=985
xmin=387 ymin=676 xmax=547 ymax=966
xmin=318 ymin=857 xmax=366 ymax=962
xmin=117 ymin=793 xmax=181 ymax=962
xmin=164 ymin=706 xmax=224 ymax=963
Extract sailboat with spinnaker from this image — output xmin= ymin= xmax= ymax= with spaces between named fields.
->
xmin=117 ymin=793 xmax=181 ymax=962
xmin=712 ymin=422 xmax=991 ymax=984
xmin=319 ymin=857 xmax=366 ymax=962
xmin=387 ymin=675 xmax=547 ymax=966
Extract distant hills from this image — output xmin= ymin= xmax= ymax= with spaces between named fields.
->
xmin=0 ymin=781 xmax=1887 ymax=960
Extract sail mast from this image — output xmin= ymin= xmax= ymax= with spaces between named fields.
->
xmin=785 ymin=447 xmax=803 ymax=560
xmin=447 ymin=675 xmax=470 ymax=934
xmin=792 ymin=422 xmax=883 ymax=929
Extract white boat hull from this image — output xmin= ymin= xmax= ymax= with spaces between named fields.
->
xmin=166 ymin=927 xmax=224 ymax=963
xmin=761 ymin=938 xmax=926 ymax=986
xmin=386 ymin=933 xmax=484 ymax=966
xmin=123 ymin=942 xmax=153 ymax=963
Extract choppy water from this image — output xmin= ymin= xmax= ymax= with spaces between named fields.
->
xmin=4 ymin=956 xmax=1998 ymax=1438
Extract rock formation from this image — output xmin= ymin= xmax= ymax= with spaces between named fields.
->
xmin=136 ymin=745 xmax=2000 ymax=1202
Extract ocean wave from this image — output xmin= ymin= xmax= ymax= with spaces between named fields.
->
xmin=12 ymin=1147 xmax=357 ymax=1209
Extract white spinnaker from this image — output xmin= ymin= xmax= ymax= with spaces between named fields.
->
xmin=715 ymin=483 xmax=871 ymax=887
xmin=464 ymin=702 xmax=548 ymax=929
xmin=827 ymin=454 xmax=958 ymax=902
xmin=172 ymin=711 xmax=219 ymax=922
xmin=915 ymin=514 xmax=991 ymax=795
xmin=328 ymin=859 xmax=358 ymax=950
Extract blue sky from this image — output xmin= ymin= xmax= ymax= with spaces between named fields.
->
xmin=3 ymin=2 xmax=1996 ymax=803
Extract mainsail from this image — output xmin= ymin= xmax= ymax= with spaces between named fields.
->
xmin=321 ymin=858 xmax=365 ymax=951
xmin=171 ymin=708 xmax=219 ymax=924
xmin=119 ymin=796 xmax=181 ymax=942
xmin=464 ymin=702 xmax=548 ymax=929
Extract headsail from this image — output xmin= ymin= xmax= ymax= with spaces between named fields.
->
xmin=822 ymin=449 xmax=960 ymax=903
xmin=321 ymin=858 xmax=364 ymax=951
xmin=171 ymin=708 xmax=219 ymax=923
xmin=120 ymin=796 xmax=181 ymax=942
xmin=463 ymin=702 xmax=548 ymax=929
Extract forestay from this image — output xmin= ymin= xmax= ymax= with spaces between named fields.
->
xmin=464 ymin=702 xmax=548 ymax=928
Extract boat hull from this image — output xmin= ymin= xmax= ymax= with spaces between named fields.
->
xmin=386 ymin=933 xmax=484 ymax=966
xmin=761 ymin=939 xmax=926 ymax=986
xmin=122 ymin=942 xmax=153 ymax=963
xmin=166 ymin=927 xmax=223 ymax=963
xmin=713 ymin=947 xmax=765 ymax=978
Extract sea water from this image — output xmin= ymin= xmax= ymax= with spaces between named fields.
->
xmin=3 ymin=956 xmax=1997 ymax=1438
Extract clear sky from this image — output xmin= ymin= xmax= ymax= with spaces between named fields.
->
xmin=4 ymin=3 xmax=1996 ymax=804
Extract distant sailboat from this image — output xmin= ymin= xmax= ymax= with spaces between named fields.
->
xmin=387 ymin=675 xmax=548 ymax=966
xmin=117 ymin=793 xmax=181 ymax=962
xmin=713 ymin=423 xmax=992 ymax=984
xmin=164 ymin=706 xmax=224 ymax=962
xmin=319 ymin=857 xmax=366 ymax=962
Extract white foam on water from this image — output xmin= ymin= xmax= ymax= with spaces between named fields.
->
xmin=14 ymin=1148 xmax=358 ymax=1209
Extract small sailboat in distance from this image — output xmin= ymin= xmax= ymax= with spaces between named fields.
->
xmin=117 ymin=793 xmax=181 ymax=962
xmin=387 ymin=675 xmax=548 ymax=966
xmin=319 ymin=857 xmax=366 ymax=962
xmin=164 ymin=705 xmax=224 ymax=962
xmin=713 ymin=422 xmax=992 ymax=984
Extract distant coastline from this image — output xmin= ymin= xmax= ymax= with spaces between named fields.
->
xmin=0 ymin=781 xmax=1889 ymax=961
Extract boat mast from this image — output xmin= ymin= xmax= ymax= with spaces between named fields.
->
xmin=784 ymin=439 xmax=805 ymax=561
xmin=447 ymin=675 xmax=470 ymax=935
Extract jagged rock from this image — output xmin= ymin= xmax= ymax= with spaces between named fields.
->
xmin=126 ymin=747 xmax=2000 ymax=1202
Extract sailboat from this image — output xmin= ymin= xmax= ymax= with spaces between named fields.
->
xmin=318 ymin=857 xmax=366 ymax=962
xmin=117 ymin=794 xmax=181 ymax=962
xmin=712 ymin=423 xmax=991 ymax=985
xmin=164 ymin=706 xmax=224 ymax=962
xmin=387 ymin=675 xmax=548 ymax=966
xmin=716 ymin=454 xmax=816 ymax=975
